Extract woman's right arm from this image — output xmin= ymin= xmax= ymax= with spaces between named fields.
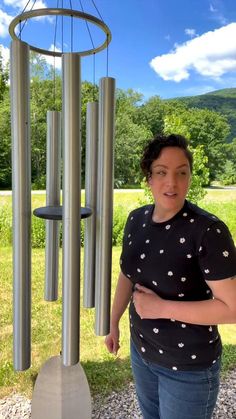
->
xmin=105 ymin=271 xmax=133 ymax=355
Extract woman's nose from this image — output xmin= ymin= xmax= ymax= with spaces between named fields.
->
xmin=166 ymin=173 xmax=177 ymax=186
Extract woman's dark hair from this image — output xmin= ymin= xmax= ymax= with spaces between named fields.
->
xmin=141 ymin=134 xmax=193 ymax=179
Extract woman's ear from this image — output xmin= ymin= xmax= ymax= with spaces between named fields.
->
xmin=147 ymin=174 xmax=153 ymax=186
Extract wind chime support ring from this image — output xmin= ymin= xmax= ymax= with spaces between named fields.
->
xmin=9 ymin=8 xmax=112 ymax=57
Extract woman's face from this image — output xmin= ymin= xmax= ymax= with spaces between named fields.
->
xmin=148 ymin=147 xmax=191 ymax=221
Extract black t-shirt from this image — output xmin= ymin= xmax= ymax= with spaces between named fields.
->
xmin=120 ymin=200 xmax=236 ymax=371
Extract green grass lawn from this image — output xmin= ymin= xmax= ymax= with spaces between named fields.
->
xmin=0 ymin=188 xmax=236 ymax=398
xmin=0 ymin=246 xmax=132 ymax=399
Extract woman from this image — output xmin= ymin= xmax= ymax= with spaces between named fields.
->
xmin=105 ymin=134 xmax=236 ymax=419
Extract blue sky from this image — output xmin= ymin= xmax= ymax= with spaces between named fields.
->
xmin=1 ymin=0 xmax=236 ymax=99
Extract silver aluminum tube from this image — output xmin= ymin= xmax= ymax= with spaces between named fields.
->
xmin=45 ymin=111 xmax=61 ymax=301
xmin=95 ymin=77 xmax=116 ymax=336
xmin=83 ymin=102 xmax=98 ymax=308
xmin=62 ymin=54 xmax=81 ymax=366
xmin=10 ymin=40 xmax=31 ymax=371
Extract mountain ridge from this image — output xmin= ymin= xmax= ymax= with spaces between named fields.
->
xmin=169 ymin=88 xmax=236 ymax=141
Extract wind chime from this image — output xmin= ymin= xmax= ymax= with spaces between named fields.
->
xmin=9 ymin=2 xmax=115 ymax=418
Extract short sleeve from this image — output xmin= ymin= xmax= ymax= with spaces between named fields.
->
xmin=198 ymin=221 xmax=236 ymax=281
xmin=119 ymin=211 xmax=133 ymax=270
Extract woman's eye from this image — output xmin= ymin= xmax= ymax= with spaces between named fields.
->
xmin=156 ymin=171 xmax=166 ymax=176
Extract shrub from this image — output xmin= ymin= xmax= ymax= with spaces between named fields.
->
xmin=0 ymin=202 xmax=128 ymax=248
xmin=112 ymin=205 xmax=128 ymax=246
xmin=0 ymin=204 xmax=12 ymax=246
xmin=31 ymin=216 xmax=46 ymax=248
xmin=218 ymin=160 xmax=236 ymax=186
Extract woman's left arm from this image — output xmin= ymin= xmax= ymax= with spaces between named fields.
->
xmin=133 ymin=277 xmax=236 ymax=325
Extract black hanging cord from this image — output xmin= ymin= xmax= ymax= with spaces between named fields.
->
xmin=52 ymin=0 xmax=60 ymax=110
xmin=79 ymin=0 xmax=95 ymax=49
xmin=71 ymin=16 xmax=74 ymax=52
xmin=106 ymin=33 xmax=109 ymax=77
xmin=69 ymin=0 xmax=73 ymax=52
xmin=79 ymin=0 xmax=97 ymax=96
xmin=93 ymin=52 xmax=96 ymax=101
xmin=18 ymin=0 xmax=37 ymax=37
xmin=61 ymin=0 xmax=64 ymax=54
xmin=90 ymin=1 xmax=109 ymax=77
xmin=91 ymin=0 xmax=104 ymax=22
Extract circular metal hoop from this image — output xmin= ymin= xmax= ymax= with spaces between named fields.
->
xmin=9 ymin=8 xmax=112 ymax=57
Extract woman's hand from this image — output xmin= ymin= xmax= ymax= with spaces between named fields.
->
xmin=133 ymin=284 xmax=163 ymax=319
xmin=104 ymin=325 xmax=120 ymax=355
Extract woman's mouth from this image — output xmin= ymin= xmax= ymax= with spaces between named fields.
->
xmin=164 ymin=192 xmax=177 ymax=197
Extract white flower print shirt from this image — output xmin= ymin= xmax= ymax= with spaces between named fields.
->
xmin=120 ymin=201 xmax=236 ymax=371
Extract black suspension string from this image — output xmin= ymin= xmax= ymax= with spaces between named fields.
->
xmin=18 ymin=0 xmax=37 ymax=38
xmin=61 ymin=0 xmax=64 ymax=54
xmin=90 ymin=1 xmax=109 ymax=78
xmin=79 ymin=0 xmax=95 ymax=49
xmin=106 ymin=33 xmax=109 ymax=77
xmin=93 ymin=52 xmax=96 ymax=101
xmin=91 ymin=0 xmax=104 ymax=21
xmin=79 ymin=0 xmax=97 ymax=98
xmin=69 ymin=0 xmax=73 ymax=52
xmin=21 ymin=0 xmax=31 ymax=13
xmin=53 ymin=1 xmax=59 ymax=110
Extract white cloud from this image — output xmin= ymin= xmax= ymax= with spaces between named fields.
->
xmin=185 ymin=28 xmax=197 ymax=38
xmin=150 ymin=23 xmax=236 ymax=82
xmin=0 ymin=10 xmax=13 ymax=38
xmin=209 ymin=3 xmax=217 ymax=13
xmin=2 ymin=1 xmax=52 ymax=40
xmin=3 ymin=0 xmax=47 ymax=10
xmin=44 ymin=44 xmax=61 ymax=69
xmin=209 ymin=1 xmax=227 ymax=25
xmin=0 ymin=44 xmax=10 ymax=66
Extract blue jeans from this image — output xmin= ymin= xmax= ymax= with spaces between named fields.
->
xmin=131 ymin=340 xmax=220 ymax=419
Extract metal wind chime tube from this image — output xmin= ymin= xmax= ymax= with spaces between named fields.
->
xmin=83 ymin=102 xmax=98 ymax=308
xmin=45 ymin=111 xmax=61 ymax=301
xmin=10 ymin=40 xmax=31 ymax=371
xmin=62 ymin=53 xmax=81 ymax=366
xmin=95 ymin=77 xmax=116 ymax=336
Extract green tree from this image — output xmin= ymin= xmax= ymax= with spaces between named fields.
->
xmin=113 ymin=88 xmax=152 ymax=187
xmin=164 ymin=106 xmax=230 ymax=181
xmin=115 ymin=113 xmax=152 ymax=187
xmin=187 ymin=145 xmax=209 ymax=202
xmin=134 ymin=96 xmax=165 ymax=136
xmin=116 ymin=88 xmax=143 ymax=118
xmin=30 ymin=76 xmax=62 ymax=188
xmin=0 ymin=89 xmax=11 ymax=189
xmin=0 ymin=47 xmax=9 ymax=103
xmin=218 ymin=139 xmax=236 ymax=185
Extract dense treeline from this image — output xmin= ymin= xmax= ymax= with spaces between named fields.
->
xmin=0 ymin=49 xmax=236 ymax=189
xmin=176 ymin=88 xmax=236 ymax=142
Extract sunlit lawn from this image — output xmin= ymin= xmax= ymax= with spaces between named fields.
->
xmin=0 ymin=188 xmax=236 ymax=398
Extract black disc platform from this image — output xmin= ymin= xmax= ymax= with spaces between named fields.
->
xmin=33 ymin=206 xmax=92 ymax=221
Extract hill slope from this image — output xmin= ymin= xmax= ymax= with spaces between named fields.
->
xmin=173 ymin=88 xmax=236 ymax=142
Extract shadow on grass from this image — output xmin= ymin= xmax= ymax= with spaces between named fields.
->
xmin=221 ymin=343 xmax=236 ymax=377
xmin=2 ymin=345 xmax=234 ymax=399
xmin=82 ymin=356 xmax=133 ymax=397
xmin=28 ymin=356 xmax=133 ymax=399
